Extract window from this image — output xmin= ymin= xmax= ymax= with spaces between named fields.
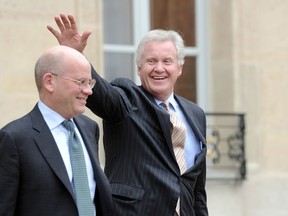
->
xmin=103 ymin=0 xmax=209 ymax=109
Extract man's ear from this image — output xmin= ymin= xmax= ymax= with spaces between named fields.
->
xmin=137 ymin=66 xmax=141 ymax=76
xmin=178 ymin=64 xmax=183 ymax=77
xmin=42 ymin=73 xmax=54 ymax=92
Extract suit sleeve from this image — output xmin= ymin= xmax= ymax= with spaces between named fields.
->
xmin=194 ymin=159 xmax=209 ymax=216
xmin=0 ymin=130 xmax=20 ymax=216
xmin=194 ymin=111 xmax=209 ymax=216
xmin=87 ymin=66 xmax=132 ymax=123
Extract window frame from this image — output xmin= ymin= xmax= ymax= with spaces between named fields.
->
xmin=103 ymin=0 xmax=209 ymax=110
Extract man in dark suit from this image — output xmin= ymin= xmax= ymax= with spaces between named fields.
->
xmin=0 ymin=45 xmax=113 ymax=216
xmin=48 ymin=14 xmax=209 ymax=216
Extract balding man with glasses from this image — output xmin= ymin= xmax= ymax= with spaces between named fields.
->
xmin=0 ymin=45 xmax=113 ymax=216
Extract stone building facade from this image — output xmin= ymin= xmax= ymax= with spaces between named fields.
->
xmin=1 ymin=1 xmax=287 ymax=215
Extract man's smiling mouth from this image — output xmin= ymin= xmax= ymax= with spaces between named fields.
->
xmin=153 ymin=76 xmax=166 ymax=80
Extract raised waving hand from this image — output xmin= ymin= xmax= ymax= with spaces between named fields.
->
xmin=47 ymin=14 xmax=92 ymax=53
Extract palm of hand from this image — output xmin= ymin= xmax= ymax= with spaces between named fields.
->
xmin=58 ymin=30 xmax=85 ymax=53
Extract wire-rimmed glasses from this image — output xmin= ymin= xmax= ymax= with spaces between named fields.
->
xmin=51 ymin=73 xmax=96 ymax=89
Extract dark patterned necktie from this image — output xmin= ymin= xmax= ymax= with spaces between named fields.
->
xmin=62 ymin=120 xmax=94 ymax=216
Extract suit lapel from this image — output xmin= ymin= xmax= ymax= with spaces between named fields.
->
xmin=31 ymin=106 xmax=74 ymax=198
xmin=155 ymin=107 xmax=174 ymax=150
xmin=175 ymin=97 xmax=206 ymax=144
xmin=175 ymin=97 xmax=207 ymax=171
xmin=75 ymin=116 xmax=110 ymax=184
xmin=153 ymin=100 xmax=180 ymax=173
xmin=140 ymin=87 xmax=183 ymax=174
xmin=74 ymin=116 xmax=109 ymax=207
xmin=74 ymin=116 xmax=99 ymax=168
xmin=139 ymin=86 xmax=174 ymax=152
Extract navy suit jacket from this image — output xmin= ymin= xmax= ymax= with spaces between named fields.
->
xmin=0 ymin=105 xmax=113 ymax=216
xmin=86 ymin=67 xmax=209 ymax=216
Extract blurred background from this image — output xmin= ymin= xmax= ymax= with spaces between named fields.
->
xmin=1 ymin=0 xmax=288 ymax=215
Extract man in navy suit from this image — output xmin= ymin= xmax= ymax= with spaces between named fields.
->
xmin=0 ymin=45 xmax=113 ymax=216
xmin=48 ymin=14 xmax=209 ymax=216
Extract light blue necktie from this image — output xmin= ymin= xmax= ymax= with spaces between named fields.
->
xmin=62 ymin=120 xmax=94 ymax=216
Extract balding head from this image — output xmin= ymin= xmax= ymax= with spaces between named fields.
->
xmin=34 ymin=45 xmax=93 ymax=119
xmin=34 ymin=45 xmax=89 ymax=91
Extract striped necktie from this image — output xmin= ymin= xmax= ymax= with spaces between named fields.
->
xmin=162 ymin=101 xmax=187 ymax=216
xmin=162 ymin=101 xmax=187 ymax=174
xmin=62 ymin=120 xmax=94 ymax=216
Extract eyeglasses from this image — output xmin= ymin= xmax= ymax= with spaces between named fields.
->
xmin=51 ymin=73 xmax=96 ymax=89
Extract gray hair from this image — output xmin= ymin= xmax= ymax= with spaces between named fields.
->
xmin=34 ymin=49 xmax=63 ymax=91
xmin=135 ymin=29 xmax=185 ymax=67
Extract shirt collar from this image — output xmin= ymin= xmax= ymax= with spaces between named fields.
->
xmin=154 ymin=93 xmax=177 ymax=111
xmin=38 ymin=100 xmax=68 ymax=130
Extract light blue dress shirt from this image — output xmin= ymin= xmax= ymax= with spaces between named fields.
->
xmin=155 ymin=94 xmax=201 ymax=169
xmin=38 ymin=101 xmax=96 ymax=215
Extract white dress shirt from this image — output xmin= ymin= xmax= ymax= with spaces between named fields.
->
xmin=38 ymin=101 xmax=96 ymax=214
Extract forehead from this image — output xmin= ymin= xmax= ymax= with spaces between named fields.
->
xmin=62 ymin=59 xmax=91 ymax=77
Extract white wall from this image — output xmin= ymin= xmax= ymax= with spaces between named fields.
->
xmin=208 ymin=0 xmax=288 ymax=215
xmin=0 ymin=0 xmax=105 ymax=162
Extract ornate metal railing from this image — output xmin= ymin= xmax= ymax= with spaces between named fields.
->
xmin=205 ymin=113 xmax=246 ymax=180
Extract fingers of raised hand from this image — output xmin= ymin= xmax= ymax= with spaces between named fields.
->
xmin=60 ymin=14 xmax=72 ymax=30
xmin=68 ymin=14 xmax=78 ymax=32
xmin=54 ymin=15 xmax=66 ymax=32
xmin=54 ymin=14 xmax=74 ymax=32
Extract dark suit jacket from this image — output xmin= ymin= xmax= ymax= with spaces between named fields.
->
xmin=86 ymin=67 xmax=209 ymax=216
xmin=0 ymin=105 xmax=113 ymax=216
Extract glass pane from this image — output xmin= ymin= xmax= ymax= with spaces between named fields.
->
xmin=174 ymin=56 xmax=197 ymax=102
xmin=104 ymin=53 xmax=135 ymax=81
xmin=150 ymin=0 xmax=196 ymax=46
xmin=103 ymin=0 xmax=133 ymax=44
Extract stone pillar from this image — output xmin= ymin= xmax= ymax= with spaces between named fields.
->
xmin=0 ymin=0 xmax=105 ymax=163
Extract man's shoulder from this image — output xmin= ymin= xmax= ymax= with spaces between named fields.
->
xmin=110 ymin=77 xmax=140 ymax=93
xmin=111 ymin=77 xmax=135 ymax=86
xmin=0 ymin=111 xmax=36 ymax=140
xmin=175 ymin=95 xmax=203 ymax=110
xmin=75 ymin=114 xmax=98 ymax=127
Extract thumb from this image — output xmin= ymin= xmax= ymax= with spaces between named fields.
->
xmin=81 ymin=30 xmax=93 ymax=43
